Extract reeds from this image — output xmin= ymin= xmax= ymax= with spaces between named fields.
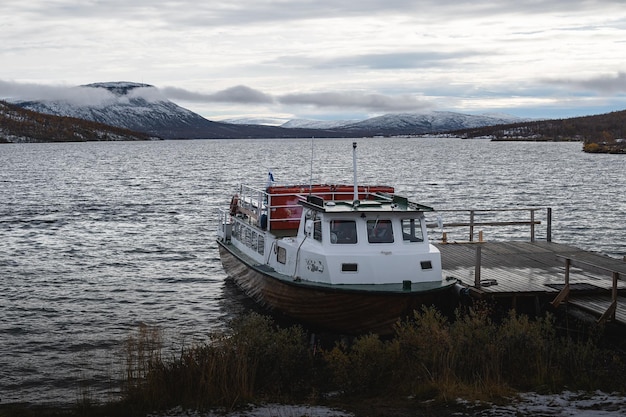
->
xmin=119 ymin=307 xmax=625 ymax=414
xmin=323 ymin=304 xmax=624 ymax=400
xmin=120 ymin=313 xmax=314 ymax=413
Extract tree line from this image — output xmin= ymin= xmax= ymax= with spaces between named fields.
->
xmin=0 ymin=100 xmax=155 ymax=143
xmin=451 ymin=110 xmax=626 ymax=141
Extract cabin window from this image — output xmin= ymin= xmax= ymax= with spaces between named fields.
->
xmin=257 ymin=234 xmax=265 ymax=255
xmin=250 ymin=230 xmax=258 ymax=251
xmin=330 ymin=220 xmax=357 ymax=244
xmin=367 ymin=219 xmax=394 ymax=243
xmin=420 ymin=260 xmax=433 ymax=270
xmin=313 ymin=220 xmax=322 ymax=242
xmin=342 ymin=263 xmax=358 ymax=272
xmin=277 ymin=246 xmax=286 ymax=264
xmin=401 ymin=218 xmax=424 ymax=242
xmin=306 ymin=210 xmax=323 ymax=242
xmin=244 ymin=228 xmax=253 ymax=247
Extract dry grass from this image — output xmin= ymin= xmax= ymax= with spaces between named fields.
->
xmin=120 ymin=314 xmax=314 ymax=413
xmin=115 ymin=308 xmax=625 ymax=415
xmin=322 ymin=304 xmax=625 ymax=401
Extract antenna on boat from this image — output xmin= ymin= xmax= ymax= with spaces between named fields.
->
xmin=352 ymin=142 xmax=358 ymax=203
xmin=309 ymin=137 xmax=314 ymax=195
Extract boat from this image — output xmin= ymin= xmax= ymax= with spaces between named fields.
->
xmin=216 ymin=142 xmax=459 ymax=335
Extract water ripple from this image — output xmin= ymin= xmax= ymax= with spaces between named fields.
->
xmin=0 ymin=138 xmax=624 ymax=404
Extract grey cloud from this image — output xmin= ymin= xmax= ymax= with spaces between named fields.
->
xmin=0 ymin=81 xmax=173 ymax=107
xmin=182 ymin=1 xmax=618 ymax=27
xmin=162 ymin=85 xmax=275 ymax=104
xmin=127 ymin=86 xmax=168 ymax=103
xmin=574 ymin=72 xmax=626 ymax=93
xmin=162 ymin=85 xmax=431 ymax=112
xmin=544 ymin=72 xmax=626 ymax=94
xmin=1 ymin=80 xmax=430 ymax=112
xmin=26 ymin=1 xmax=617 ymax=28
xmin=279 ymin=91 xmax=433 ymax=112
xmin=0 ymin=80 xmax=115 ymax=106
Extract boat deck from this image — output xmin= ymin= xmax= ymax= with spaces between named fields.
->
xmin=434 ymin=241 xmax=626 ymax=325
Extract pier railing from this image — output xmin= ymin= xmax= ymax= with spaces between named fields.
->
xmin=552 ymin=256 xmax=622 ymax=324
xmin=427 ymin=207 xmax=552 ymax=243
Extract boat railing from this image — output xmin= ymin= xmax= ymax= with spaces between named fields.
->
xmin=551 ymin=256 xmax=622 ymax=324
xmin=217 ymin=205 xmax=266 ymax=258
xmin=231 ymin=184 xmax=300 ymax=231
xmin=427 ymin=207 xmax=552 ymax=243
xmin=237 ymin=184 xmax=296 ymax=230
xmin=237 ymin=183 xmax=397 ymax=231
xmin=237 ymin=184 xmax=268 ymax=220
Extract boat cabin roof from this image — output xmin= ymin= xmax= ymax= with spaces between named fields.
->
xmin=300 ymin=194 xmax=434 ymax=214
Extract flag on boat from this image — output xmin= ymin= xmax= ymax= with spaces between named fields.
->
xmin=266 ymin=170 xmax=275 ymax=188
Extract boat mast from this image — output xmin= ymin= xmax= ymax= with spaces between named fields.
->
xmin=309 ymin=137 xmax=314 ymax=195
xmin=352 ymin=142 xmax=358 ymax=202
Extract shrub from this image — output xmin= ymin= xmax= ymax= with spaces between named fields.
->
xmin=120 ymin=313 xmax=314 ymax=412
xmin=583 ymin=142 xmax=600 ymax=152
xmin=322 ymin=334 xmax=394 ymax=396
xmin=120 ymin=310 xmax=626 ymax=414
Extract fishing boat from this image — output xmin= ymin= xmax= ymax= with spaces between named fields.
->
xmin=216 ymin=142 xmax=459 ymax=334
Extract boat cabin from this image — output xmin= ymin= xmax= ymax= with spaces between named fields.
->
xmin=220 ymin=184 xmax=444 ymax=287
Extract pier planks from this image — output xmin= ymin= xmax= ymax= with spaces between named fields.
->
xmin=434 ymin=241 xmax=626 ymax=324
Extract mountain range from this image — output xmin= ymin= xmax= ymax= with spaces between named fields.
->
xmin=6 ymin=81 xmax=526 ymax=140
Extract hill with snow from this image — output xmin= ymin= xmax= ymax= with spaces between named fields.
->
xmin=12 ymin=82 xmax=259 ymax=139
xmin=280 ymin=118 xmax=361 ymax=129
xmin=237 ymin=112 xmax=526 ymax=135
xmin=12 ymin=82 xmax=326 ymax=139
xmin=10 ymin=81 xmax=528 ymax=139
xmin=337 ymin=112 xmax=526 ymax=135
xmin=0 ymin=99 xmax=154 ymax=143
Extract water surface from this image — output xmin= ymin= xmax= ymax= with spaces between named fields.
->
xmin=1 ymin=138 xmax=624 ymax=404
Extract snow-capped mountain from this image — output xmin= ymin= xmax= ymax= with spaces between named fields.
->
xmin=339 ymin=111 xmax=525 ymax=135
xmin=12 ymin=82 xmax=263 ymax=139
xmin=281 ymin=118 xmax=360 ymax=129
xmin=11 ymin=81 xmax=526 ymax=139
xmin=226 ymin=112 xmax=524 ymax=136
xmin=221 ymin=117 xmax=287 ymax=126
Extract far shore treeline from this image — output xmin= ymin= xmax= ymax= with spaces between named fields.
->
xmin=451 ymin=109 xmax=626 ymax=153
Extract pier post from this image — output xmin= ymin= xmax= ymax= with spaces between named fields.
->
xmin=475 ymin=245 xmax=482 ymax=287
xmin=530 ymin=209 xmax=535 ymax=242
xmin=598 ymin=271 xmax=619 ymax=324
xmin=469 ymin=210 xmax=475 ymax=242
xmin=547 ymin=207 xmax=552 ymax=242
xmin=612 ymin=272 xmax=619 ymax=320
xmin=551 ymin=257 xmax=571 ymax=308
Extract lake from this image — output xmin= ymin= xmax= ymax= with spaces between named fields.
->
xmin=0 ymin=137 xmax=624 ymax=404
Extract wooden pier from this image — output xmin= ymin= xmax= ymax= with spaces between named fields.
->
xmin=431 ymin=208 xmax=626 ymax=326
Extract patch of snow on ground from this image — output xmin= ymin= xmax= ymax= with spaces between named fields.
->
xmin=149 ymin=404 xmax=353 ymax=417
xmin=148 ymin=392 xmax=626 ymax=417
xmin=480 ymin=391 xmax=626 ymax=416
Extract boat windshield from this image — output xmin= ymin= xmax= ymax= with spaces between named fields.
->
xmin=367 ymin=219 xmax=394 ymax=243
xmin=401 ymin=218 xmax=424 ymax=242
xmin=330 ymin=220 xmax=357 ymax=244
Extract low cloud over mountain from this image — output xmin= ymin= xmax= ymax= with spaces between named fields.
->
xmin=8 ymin=81 xmax=525 ymax=139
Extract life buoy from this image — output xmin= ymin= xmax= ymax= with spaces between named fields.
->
xmin=229 ymin=194 xmax=239 ymax=216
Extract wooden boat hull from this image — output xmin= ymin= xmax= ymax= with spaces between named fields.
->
xmin=218 ymin=240 xmax=459 ymax=335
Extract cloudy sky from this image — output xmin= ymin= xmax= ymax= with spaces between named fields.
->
xmin=1 ymin=0 xmax=625 ymax=123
